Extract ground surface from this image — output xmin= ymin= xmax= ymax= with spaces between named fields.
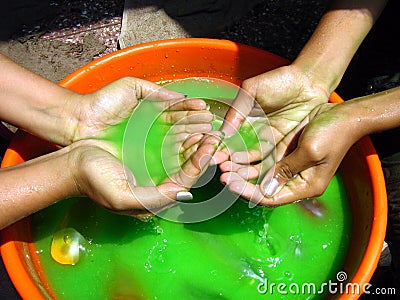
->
xmin=0 ymin=0 xmax=329 ymax=83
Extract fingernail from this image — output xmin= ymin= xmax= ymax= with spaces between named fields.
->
xmin=176 ymin=191 xmax=193 ymax=201
xmin=264 ymin=178 xmax=279 ymax=196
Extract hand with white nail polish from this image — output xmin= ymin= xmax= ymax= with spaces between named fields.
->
xmin=221 ymin=86 xmax=400 ymax=206
xmin=69 ymin=130 xmax=221 ymax=220
xmin=0 ymin=70 xmax=215 ymax=228
xmin=69 ymin=81 xmax=216 ymax=220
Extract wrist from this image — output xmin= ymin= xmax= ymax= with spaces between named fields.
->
xmin=66 ymin=142 xmax=90 ymax=196
xmin=292 ymin=2 xmax=381 ymax=95
xmin=344 ymin=87 xmax=400 ymax=137
xmin=292 ymin=57 xmax=342 ymax=96
xmin=56 ymin=92 xmax=84 ymax=146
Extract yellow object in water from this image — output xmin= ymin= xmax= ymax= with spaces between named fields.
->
xmin=50 ymin=228 xmax=86 ymax=265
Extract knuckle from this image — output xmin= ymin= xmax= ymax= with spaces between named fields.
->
xmin=276 ymin=161 xmax=296 ymax=179
xmin=242 ymin=78 xmax=255 ymax=94
xmin=309 ymin=179 xmax=328 ymax=197
xmin=301 ymin=144 xmax=324 ymax=164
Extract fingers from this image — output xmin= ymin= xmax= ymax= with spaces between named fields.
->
xmin=220 ymin=152 xmax=275 ymax=180
xmin=256 ymin=147 xmax=333 ymax=206
xmin=166 ymin=98 xmax=208 ymax=111
xmin=258 ymin=171 xmax=330 ymax=207
xmin=219 ymin=161 xmax=259 ymax=180
xmin=127 ymin=183 xmax=183 ymax=210
xmin=220 ymin=89 xmax=255 ymax=137
xmin=119 ymin=77 xmax=210 ymax=111
xmin=169 ymin=123 xmax=212 ymax=135
xmin=220 ymin=172 xmax=265 ymax=204
xmin=160 ymin=110 xmax=213 ymax=124
xmin=129 ymin=132 xmax=223 ymax=216
xmin=129 ymin=77 xmax=184 ymax=101
xmin=124 ymin=182 xmax=196 ymax=220
xmin=180 ymin=133 xmax=206 ymax=161
xmin=220 ymin=166 xmax=329 ymax=208
xmin=219 ymin=140 xmax=333 ymax=207
xmin=164 ymin=131 xmax=222 ymax=189
xmin=260 ymin=147 xmax=314 ymax=197
xmin=230 ymin=139 xmax=274 ymax=164
xmin=211 ymin=148 xmax=230 ymax=165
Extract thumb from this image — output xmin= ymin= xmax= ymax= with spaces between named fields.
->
xmin=261 ymin=147 xmax=314 ymax=197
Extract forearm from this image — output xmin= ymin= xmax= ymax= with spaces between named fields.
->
xmin=0 ymin=147 xmax=78 ymax=229
xmin=293 ymin=0 xmax=387 ymax=94
xmin=343 ymin=86 xmax=400 ymax=138
xmin=0 ymin=53 xmax=79 ymax=145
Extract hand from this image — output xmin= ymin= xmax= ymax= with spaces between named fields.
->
xmin=66 ymin=77 xmax=218 ymax=217
xmin=64 ymin=77 xmax=211 ymax=145
xmin=216 ymin=65 xmax=330 ymax=203
xmin=68 ymin=130 xmax=222 ymax=219
xmin=219 ymin=65 xmax=331 ymax=159
xmin=218 ymin=114 xmax=275 ymax=184
xmin=221 ymin=101 xmax=363 ymax=206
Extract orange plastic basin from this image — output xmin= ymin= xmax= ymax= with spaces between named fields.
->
xmin=0 ymin=38 xmax=387 ymax=299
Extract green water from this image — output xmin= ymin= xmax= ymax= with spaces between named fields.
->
xmin=30 ymin=78 xmax=351 ymax=299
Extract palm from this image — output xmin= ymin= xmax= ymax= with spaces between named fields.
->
xmin=73 ymin=78 xmax=175 ymax=141
xmin=67 ymin=77 xmax=217 ymax=217
xmin=248 ymin=67 xmax=329 ymax=154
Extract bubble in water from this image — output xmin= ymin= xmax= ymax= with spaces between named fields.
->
xmin=51 ymin=228 xmax=88 ymax=265
xmin=290 ymin=235 xmax=302 ymax=257
xmin=284 ymin=271 xmax=294 ymax=281
xmin=155 ymin=226 xmax=164 ymax=235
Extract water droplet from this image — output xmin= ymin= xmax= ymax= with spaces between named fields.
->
xmin=154 ymin=226 xmax=163 ymax=234
xmin=284 ymin=271 xmax=294 ymax=280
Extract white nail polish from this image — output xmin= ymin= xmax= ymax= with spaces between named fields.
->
xmin=264 ymin=178 xmax=279 ymax=196
xmin=176 ymin=191 xmax=193 ymax=201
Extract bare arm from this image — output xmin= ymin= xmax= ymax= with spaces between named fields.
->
xmin=263 ymin=85 xmax=400 ymax=205
xmin=0 ymin=146 xmax=78 ymax=229
xmin=221 ymin=0 xmax=388 ymax=139
xmin=0 ymin=63 xmax=216 ymax=229
xmin=0 ymin=53 xmax=79 ymax=145
xmin=222 ymin=86 xmax=400 ymax=206
xmin=293 ymin=0 xmax=388 ymax=94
